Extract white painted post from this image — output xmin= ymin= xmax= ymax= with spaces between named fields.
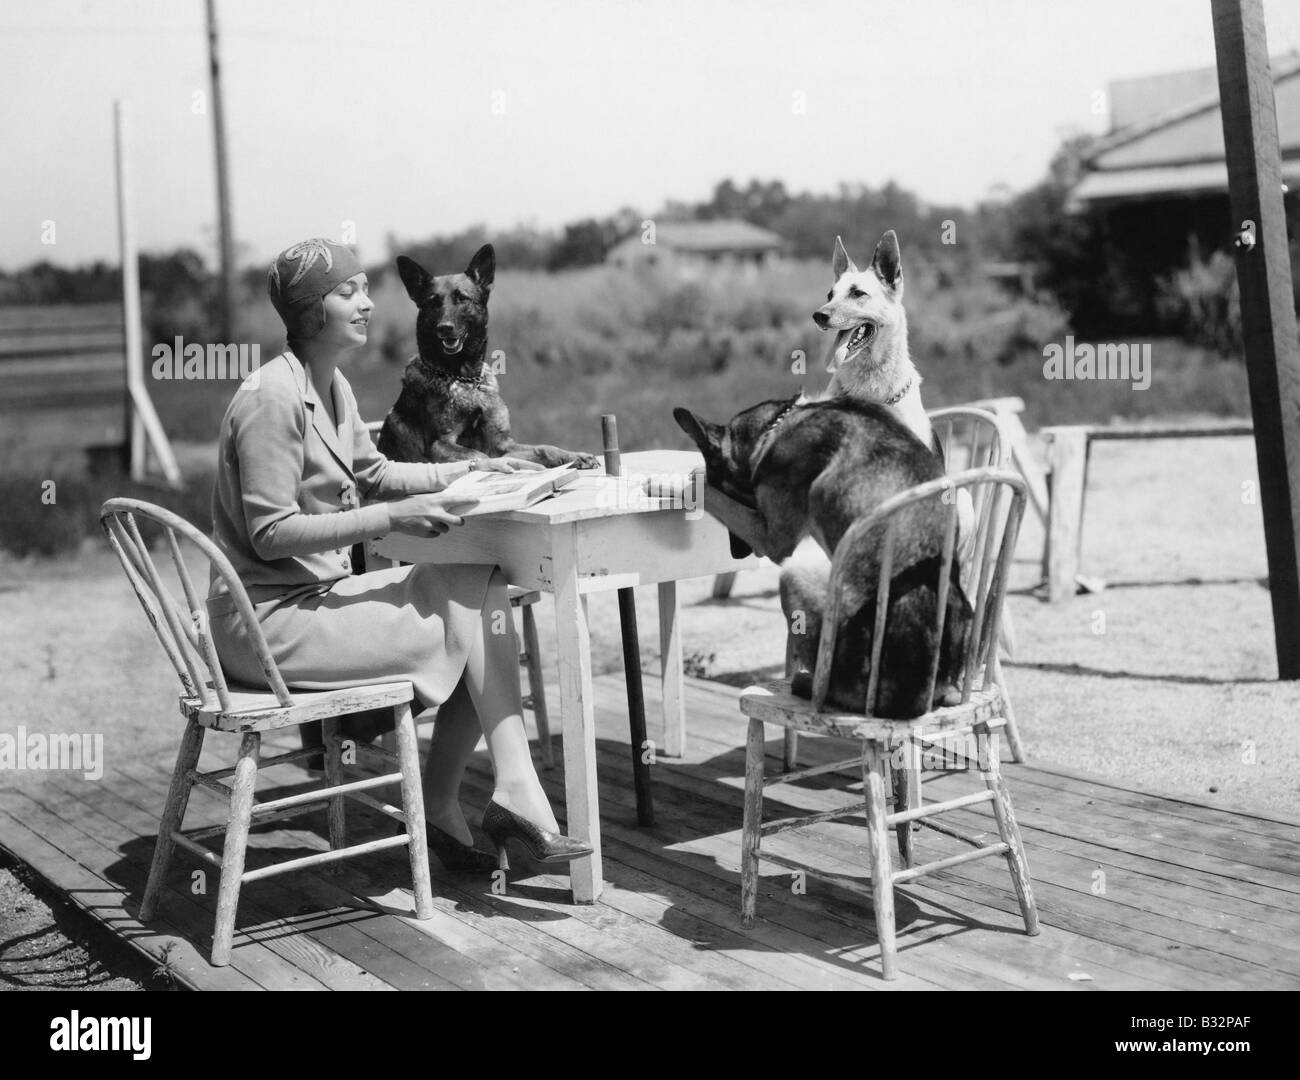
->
xmin=114 ymin=100 xmax=146 ymax=482
xmin=114 ymin=100 xmax=182 ymax=487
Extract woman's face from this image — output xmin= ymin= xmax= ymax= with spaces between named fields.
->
xmin=318 ymin=272 xmax=373 ymax=350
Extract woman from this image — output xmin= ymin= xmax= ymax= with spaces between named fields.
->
xmin=206 ymin=237 xmax=589 ymax=872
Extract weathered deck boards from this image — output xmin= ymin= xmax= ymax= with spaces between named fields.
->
xmin=1 ymin=672 xmax=1297 ymax=991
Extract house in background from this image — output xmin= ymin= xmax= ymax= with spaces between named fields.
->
xmin=606 ymin=219 xmax=784 ymax=278
xmin=1067 ymin=53 xmax=1300 ymax=323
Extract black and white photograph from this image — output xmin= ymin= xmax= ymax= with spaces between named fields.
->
xmin=1 ymin=0 xmax=1298 ymax=1013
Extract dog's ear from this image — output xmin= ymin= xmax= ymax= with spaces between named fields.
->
xmin=466 ymin=244 xmax=496 ymax=293
xmin=673 ymin=407 xmax=725 ymax=460
xmin=396 ymin=255 xmax=433 ymax=302
xmin=832 ymin=236 xmax=858 ymax=279
xmin=871 ymin=230 xmax=903 ymax=292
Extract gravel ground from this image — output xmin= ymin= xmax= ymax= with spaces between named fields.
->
xmin=0 ymin=861 xmax=152 ymax=991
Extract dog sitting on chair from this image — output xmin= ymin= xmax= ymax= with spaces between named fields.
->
xmin=676 ymin=396 xmax=970 ymax=717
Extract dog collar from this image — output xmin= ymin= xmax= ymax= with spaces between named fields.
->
xmin=750 ymin=399 xmax=801 ymax=473
xmin=883 ymin=374 xmax=916 ymax=406
xmin=430 ymin=366 xmax=488 ymax=388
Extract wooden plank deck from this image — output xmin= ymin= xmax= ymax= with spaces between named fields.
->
xmin=2 ymin=672 xmax=1297 ymax=991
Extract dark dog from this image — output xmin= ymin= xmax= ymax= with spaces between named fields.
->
xmin=377 ymin=244 xmax=598 ymax=468
xmin=675 ymin=396 xmax=970 ymax=717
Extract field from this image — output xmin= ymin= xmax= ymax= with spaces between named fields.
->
xmin=141 ymin=257 xmax=1253 ymax=456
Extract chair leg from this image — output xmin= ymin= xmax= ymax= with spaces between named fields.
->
xmin=992 ymin=655 xmax=1025 ymax=763
xmin=321 ymin=716 xmax=347 ymax=869
xmin=892 ymin=737 xmax=920 ymax=869
xmin=782 ymin=730 xmax=799 ymax=772
xmin=211 ymin=731 xmax=260 ymax=967
xmin=979 ymin=728 xmax=1039 ymax=936
xmin=393 ymin=701 xmax=435 ymax=921
xmin=862 ymin=741 xmax=898 ymax=980
xmin=519 ymin=602 xmax=554 ymax=769
xmin=140 ymin=718 xmax=206 ymax=922
xmin=740 ymin=717 xmax=766 ymax=928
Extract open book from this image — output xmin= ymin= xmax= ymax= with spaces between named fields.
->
xmin=437 ymin=463 xmax=583 ymax=516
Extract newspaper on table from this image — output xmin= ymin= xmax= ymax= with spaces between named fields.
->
xmin=437 ymin=463 xmax=583 ymax=516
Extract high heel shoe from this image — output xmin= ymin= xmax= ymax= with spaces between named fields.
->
xmin=427 ymin=823 xmax=498 ymax=873
xmin=482 ymin=800 xmax=593 ymax=870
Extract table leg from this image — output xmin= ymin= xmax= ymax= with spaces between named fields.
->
xmin=552 ymin=528 xmax=601 ymax=903
xmin=658 ymin=581 xmax=685 ymax=758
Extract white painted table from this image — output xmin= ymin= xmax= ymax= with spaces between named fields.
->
xmin=370 ymin=450 xmax=758 ymax=902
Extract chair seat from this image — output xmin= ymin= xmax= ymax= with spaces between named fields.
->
xmin=182 ymin=680 xmax=414 ymax=732
xmin=738 ymin=679 xmax=1004 ymax=740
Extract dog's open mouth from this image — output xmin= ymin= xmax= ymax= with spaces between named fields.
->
xmin=833 ymin=322 xmax=875 ymax=367
xmin=439 ymin=336 xmax=464 ymax=355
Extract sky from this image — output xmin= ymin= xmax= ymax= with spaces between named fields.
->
xmin=5 ymin=0 xmax=1300 ymax=271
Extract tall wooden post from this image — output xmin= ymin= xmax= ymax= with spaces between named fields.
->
xmin=114 ymin=101 xmax=146 ymax=480
xmin=206 ymin=0 xmax=236 ymax=341
xmin=1212 ymin=0 xmax=1300 ymax=678
xmin=114 ymin=101 xmax=182 ymax=487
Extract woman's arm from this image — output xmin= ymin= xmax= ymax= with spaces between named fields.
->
xmin=233 ymin=387 xmax=401 ymax=559
xmin=343 ymin=380 xmax=473 ymax=498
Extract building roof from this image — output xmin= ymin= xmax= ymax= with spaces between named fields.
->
xmin=1071 ymin=53 xmax=1300 ymax=207
xmin=622 ymin=219 xmax=785 ymax=254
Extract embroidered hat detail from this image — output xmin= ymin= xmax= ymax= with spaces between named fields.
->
xmin=267 ymin=238 xmax=364 ymax=340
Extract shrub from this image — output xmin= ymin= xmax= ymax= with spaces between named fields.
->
xmin=1155 ymin=250 xmax=1242 ymax=356
xmin=0 ymin=466 xmax=215 ymax=560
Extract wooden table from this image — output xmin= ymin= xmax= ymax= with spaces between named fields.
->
xmin=370 ymin=450 xmax=757 ymax=902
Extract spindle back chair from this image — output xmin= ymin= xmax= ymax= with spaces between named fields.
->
xmin=100 ymin=497 xmax=434 ymax=967
xmin=782 ymin=406 xmax=1025 ymax=766
xmin=738 ymin=468 xmax=1039 ymax=980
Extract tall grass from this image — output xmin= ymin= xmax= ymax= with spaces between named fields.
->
xmin=142 ymin=257 xmax=1251 ymax=452
xmin=3 ymin=257 xmax=1252 ymax=558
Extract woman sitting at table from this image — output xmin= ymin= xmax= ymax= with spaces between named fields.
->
xmin=206 ymin=237 xmax=590 ymax=872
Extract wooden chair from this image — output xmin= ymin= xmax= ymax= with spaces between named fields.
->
xmin=738 ymin=467 xmax=1040 ymax=980
xmin=781 ymin=406 xmax=1026 ymax=768
xmin=100 ymin=498 xmax=434 ymax=967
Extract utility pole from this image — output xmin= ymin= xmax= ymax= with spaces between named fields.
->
xmin=206 ymin=0 xmax=236 ymax=341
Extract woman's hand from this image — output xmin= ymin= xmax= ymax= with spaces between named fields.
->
xmin=477 ymin=456 xmax=546 ymax=473
xmin=388 ymin=493 xmax=473 ymax=537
